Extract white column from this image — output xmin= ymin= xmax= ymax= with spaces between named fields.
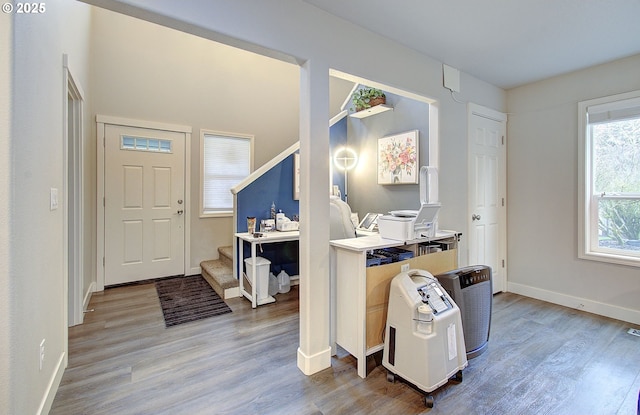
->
xmin=297 ymin=58 xmax=332 ymax=375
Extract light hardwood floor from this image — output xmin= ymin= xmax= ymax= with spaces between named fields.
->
xmin=51 ymin=282 xmax=640 ymax=415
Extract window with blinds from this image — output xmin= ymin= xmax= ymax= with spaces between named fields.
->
xmin=579 ymin=91 xmax=640 ymax=266
xmin=200 ymin=130 xmax=253 ymax=216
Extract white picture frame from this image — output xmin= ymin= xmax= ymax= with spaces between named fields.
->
xmin=377 ymin=130 xmax=419 ymax=184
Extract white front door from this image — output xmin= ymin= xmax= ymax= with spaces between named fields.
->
xmin=104 ymin=124 xmax=185 ymax=285
xmin=468 ymin=104 xmax=507 ymax=294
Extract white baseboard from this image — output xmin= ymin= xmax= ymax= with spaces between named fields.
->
xmin=297 ymin=346 xmax=332 ymax=376
xmin=83 ymin=281 xmax=95 ymax=311
xmin=37 ymin=351 xmax=66 ymax=415
xmin=507 ymin=282 xmax=640 ymax=325
xmin=188 ymin=266 xmax=201 ymax=276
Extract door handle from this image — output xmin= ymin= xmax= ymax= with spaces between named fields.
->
xmin=472 ymin=214 xmax=481 ymax=221
xmin=177 ymin=209 xmax=184 ymax=215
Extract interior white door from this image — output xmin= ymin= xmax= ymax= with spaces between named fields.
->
xmin=104 ymin=125 xmax=185 ymax=285
xmin=468 ymin=104 xmax=507 ymax=294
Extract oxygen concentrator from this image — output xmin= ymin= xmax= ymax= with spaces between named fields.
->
xmin=382 ymin=269 xmax=468 ymax=408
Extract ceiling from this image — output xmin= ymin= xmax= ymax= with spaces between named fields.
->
xmin=304 ymin=0 xmax=640 ymax=89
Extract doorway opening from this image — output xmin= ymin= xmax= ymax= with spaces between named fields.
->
xmin=329 ymin=69 xmax=440 ymax=216
xmin=63 ymin=56 xmax=85 ymax=327
xmin=467 ymin=103 xmax=507 ymax=294
xmin=95 ymin=116 xmax=192 ymax=290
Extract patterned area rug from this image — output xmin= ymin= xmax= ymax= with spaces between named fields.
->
xmin=155 ymin=275 xmax=232 ymax=327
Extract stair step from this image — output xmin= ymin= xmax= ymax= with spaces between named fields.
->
xmin=200 ymin=258 xmax=239 ymax=300
xmin=218 ymin=246 xmax=233 ymax=268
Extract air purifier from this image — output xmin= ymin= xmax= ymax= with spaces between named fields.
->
xmin=435 ymin=265 xmax=492 ymax=359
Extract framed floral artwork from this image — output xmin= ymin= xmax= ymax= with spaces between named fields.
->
xmin=377 ymin=130 xmax=419 ymax=184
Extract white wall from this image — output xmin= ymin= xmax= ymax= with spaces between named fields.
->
xmin=8 ymin=1 xmax=93 ymax=413
xmin=90 ymin=8 xmax=300 ymax=270
xmin=329 ymin=76 xmax=355 ymax=119
xmin=1 ymin=9 xmax=12 ymax=415
xmin=507 ymin=54 xmax=640 ymax=324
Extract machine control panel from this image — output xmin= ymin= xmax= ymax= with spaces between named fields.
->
xmin=417 ymin=282 xmax=453 ymax=315
xmin=459 ymin=267 xmax=491 ymax=289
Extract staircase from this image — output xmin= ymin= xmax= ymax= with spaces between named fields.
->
xmin=200 ymin=246 xmax=239 ymax=300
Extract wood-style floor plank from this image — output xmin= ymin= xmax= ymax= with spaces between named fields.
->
xmin=51 ymin=283 xmax=640 ymax=415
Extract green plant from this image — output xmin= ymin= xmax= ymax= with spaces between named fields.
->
xmin=351 ymin=87 xmax=385 ymax=111
xmin=599 ymin=199 xmax=640 ymax=246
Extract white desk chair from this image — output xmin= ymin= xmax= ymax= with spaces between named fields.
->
xmin=330 ymin=196 xmax=356 ymax=240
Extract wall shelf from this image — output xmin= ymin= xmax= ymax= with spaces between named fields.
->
xmin=349 ymin=104 xmax=393 ymax=119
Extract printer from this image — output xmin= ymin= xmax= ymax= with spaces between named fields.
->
xmin=378 ymin=166 xmax=441 ymax=241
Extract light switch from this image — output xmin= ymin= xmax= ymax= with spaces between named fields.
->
xmin=50 ymin=188 xmax=58 ymax=211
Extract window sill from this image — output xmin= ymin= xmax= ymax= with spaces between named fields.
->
xmin=200 ymin=211 xmax=233 ymax=219
xmin=579 ymin=251 xmax=640 ymax=268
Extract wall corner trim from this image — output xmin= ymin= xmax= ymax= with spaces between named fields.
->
xmin=297 ymin=346 xmax=332 ymax=376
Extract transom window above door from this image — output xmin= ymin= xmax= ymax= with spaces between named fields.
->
xmin=121 ymin=135 xmax=172 ymax=153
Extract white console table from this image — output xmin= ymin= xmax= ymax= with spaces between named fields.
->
xmin=330 ymin=231 xmax=461 ymax=378
xmin=235 ymin=231 xmax=299 ymax=308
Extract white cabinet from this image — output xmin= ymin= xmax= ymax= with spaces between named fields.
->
xmin=330 ymin=231 xmax=460 ymax=378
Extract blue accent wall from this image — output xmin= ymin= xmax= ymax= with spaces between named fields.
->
xmin=236 ymin=153 xmax=300 ymax=277
xmin=237 ymin=154 xmax=299 ymax=227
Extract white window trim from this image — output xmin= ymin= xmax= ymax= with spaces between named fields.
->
xmin=578 ymin=89 xmax=640 ymax=267
xmin=200 ymin=129 xmax=254 ymax=218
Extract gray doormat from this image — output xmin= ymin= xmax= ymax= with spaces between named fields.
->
xmin=155 ymin=275 xmax=232 ymax=327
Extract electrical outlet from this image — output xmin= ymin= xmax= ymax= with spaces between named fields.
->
xmin=400 ymin=263 xmax=410 ymax=272
xmin=39 ymin=339 xmax=45 ymax=371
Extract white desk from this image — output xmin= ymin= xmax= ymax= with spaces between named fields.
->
xmin=235 ymin=231 xmax=299 ymax=308
xmin=355 ymin=228 xmax=379 ymax=237
xmin=330 ymin=230 xmax=461 ymax=378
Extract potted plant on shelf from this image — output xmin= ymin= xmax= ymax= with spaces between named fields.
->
xmin=351 ymin=87 xmax=386 ymax=112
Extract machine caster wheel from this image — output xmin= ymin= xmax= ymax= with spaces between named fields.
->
xmin=386 ymin=372 xmax=395 ymax=383
xmin=452 ymin=370 xmax=463 ymax=382
xmin=425 ymin=395 xmax=434 ymax=408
